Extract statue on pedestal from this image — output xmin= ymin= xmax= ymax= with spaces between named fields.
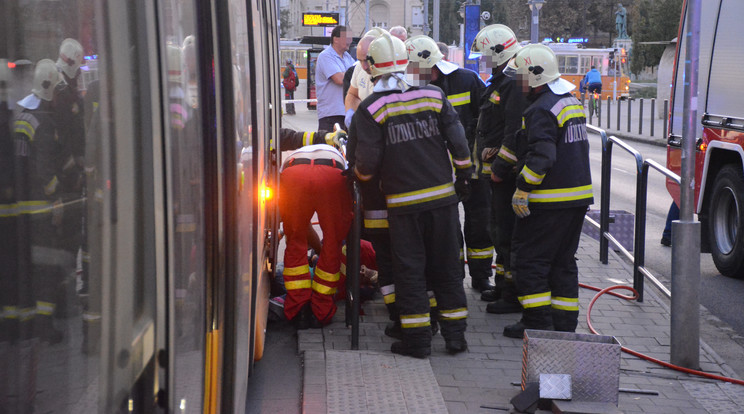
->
xmin=615 ymin=3 xmax=629 ymax=39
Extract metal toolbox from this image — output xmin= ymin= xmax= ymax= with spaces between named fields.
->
xmin=521 ymin=330 xmax=621 ymax=405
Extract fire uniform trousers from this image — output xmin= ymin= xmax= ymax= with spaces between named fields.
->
xmin=433 ymin=67 xmax=493 ymax=283
xmin=513 ymin=88 xmax=593 ymax=332
xmin=279 ymin=144 xmax=352 ymax=323
xmin=354 ymin=84 xmax=473 ymax=348
xmin=13 ymin=104 xmax=73 ymax=341
xmin=345 ymin=114 xmax=398 ymax=322
xmin=477 ymin=68 xmax=528 ymax=298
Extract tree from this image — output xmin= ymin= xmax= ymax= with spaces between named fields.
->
xmin=279 ymin=7 xmax=291 ymax=38
xmin=629 ymin=0 xmax=682 ymax=74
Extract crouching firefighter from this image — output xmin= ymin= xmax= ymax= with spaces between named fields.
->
xmin=502 ymin=44 xmax=593 ymax=338
xmin=354 ymin=33 xmax=472 ymax=358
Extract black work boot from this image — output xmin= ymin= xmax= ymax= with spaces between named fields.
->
xmin=480 ymin=288 xmax=502 ymax=302
xmin=384 ymin=321 xmax=403 ymax=339
xmin=486 ymin=299 xmax=522 ymax=314
xmin=391 ymin=341 xmax=431 ymax=359
xmin=471 ymin=277 xmax=496 ymax=292
xmin=504 ymin=317 xmax=553 ymax=339
xmin=445 ymin=335 xmax=468 ymax=355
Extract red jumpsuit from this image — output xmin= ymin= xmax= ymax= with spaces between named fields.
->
xmin=279 ymin=144 xmax=352 ymax=323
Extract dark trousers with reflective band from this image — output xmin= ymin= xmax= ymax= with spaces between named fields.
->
xmin=360 ymin=179 xmax=397 ymax=321
xmin=462 ymin=178 xmax=493 ymax=281
xmin=490 ymin=174 xmax=518 ymax=301
xmin=389 ymin=204 xmax=467 ymax=347
xmin=511 ymin=206 xmax=586 ymax=331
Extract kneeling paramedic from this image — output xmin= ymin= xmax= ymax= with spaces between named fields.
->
xmin=503 ymin=44 xmax=593 ymax=338
xmin=354 ymin=33 xmax=472 ymax=358
xmin=278 ymin=128 xmax=352 ymax=329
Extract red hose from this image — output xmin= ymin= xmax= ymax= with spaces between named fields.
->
xmin=584 ymin=284 xmax=744 ymax=386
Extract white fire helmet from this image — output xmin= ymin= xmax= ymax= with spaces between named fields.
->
xmin=57 ymin=38 xmax=84 ymax=79
xmin=513 ymin=44 xmax=561 ymax=88
xmin=366 ymin=32 xmax=408 ymax=78
xmin=405 ymin=35 xmax=444 ymax=69
xmin=32 ymin=59 xmax=62 ymax=102
xmin=472 ymin=24 xmax=521 ymax=67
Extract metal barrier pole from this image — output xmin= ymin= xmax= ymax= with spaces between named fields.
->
xmin=627 ymin=98 xmax=632 ymax=132
xmin=650 ymin=99 xmax=656 ymax=137
xmin=586 ymin=124 xmax=612 ymax=264
xmin=617 ymin=98 xmax=621 ymax=131
xmin=639 ymin=99 xmax=644 ymax=135
xmin=633 ymin=164 xmax=649 ymax=302
xmin=346 ymin=180 xmax=362 ymax=349
xmin=598 ymin=97 xmax=602 ymax=128
xmin=663 ymin=99 xmax=669 ymax=139
xmin=607 ymin=96 xmax=611 ymax=128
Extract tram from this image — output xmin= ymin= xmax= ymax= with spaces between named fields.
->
xmin=1 ymin=0 xmax=281 ymax=412
xmin=279 ymin=39 xmax=310 ymax=80
xmin=547 ymin=43 xmax=632 ymax=100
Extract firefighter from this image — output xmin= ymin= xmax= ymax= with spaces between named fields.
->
xmin=14 ymin=59 xmax=66 ymax=343
xmin=354 ymin=33 xmax=472 ymax=357
xmin=405 ymin=35 xmax=494 ymax=293
xmin=471 ymin=24 xmax=526 ymax=314
xmin=279 ymin=136 xmax=352 ymax=329
xmin=502 ymin=44 xmax=594 ymax=338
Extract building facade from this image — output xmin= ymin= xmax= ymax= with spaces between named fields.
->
xmin=279 ymin=0 xmax=426 ymax=40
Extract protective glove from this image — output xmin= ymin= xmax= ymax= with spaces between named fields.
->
xmin=454 ymin=177 xmax=471 ymax=202
xmin=481 ymin=147 xmax=499 ymax=163
xmin=344 ymin=108 xmax=355 ymax=129
xmin=511 ymin=188 xmax=531 ymax=218
xmin=325 ymin=129 xmax=348 ymax=148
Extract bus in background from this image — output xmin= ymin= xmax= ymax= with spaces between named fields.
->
xmin=547 ymin=42 xmax=631 ymax=101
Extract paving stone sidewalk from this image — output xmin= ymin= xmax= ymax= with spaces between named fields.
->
xmin=298 ymin=233 xmax=744 ymax=413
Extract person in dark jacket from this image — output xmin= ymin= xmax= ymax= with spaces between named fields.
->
xmin=405 ymin=35 xmax=494 ymax=293
xmin=354 ymin=33 xmax=473 ymax=358
xmin=502 ymin=44 xmax=594 ymax=338
xmin=471 ymin=24 xmax=526 ymax=314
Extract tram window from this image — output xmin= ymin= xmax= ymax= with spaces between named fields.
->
xmin=558 ymin=55 xmax=579 ymax=75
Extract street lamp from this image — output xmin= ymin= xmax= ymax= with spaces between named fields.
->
xmin=528 ymin=0 xmax=545 ymax=44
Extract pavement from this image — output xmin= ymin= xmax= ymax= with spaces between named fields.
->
xmin=280 ymin=95 xmax=744 ymax=413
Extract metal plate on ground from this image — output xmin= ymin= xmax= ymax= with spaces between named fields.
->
xmin=325 ymin=350 xmax=447 ymax=414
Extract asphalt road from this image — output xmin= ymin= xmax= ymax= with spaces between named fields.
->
xmin=587 ymin=131 xmax=744 ymax=339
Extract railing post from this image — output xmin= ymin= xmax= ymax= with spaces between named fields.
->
xmin=617 ymin=98 xmax=621 ymax=131
xmin=346 ymin=180 xmax=362 ymax=349
xmin=607 ymin=96 xmax=611 ymax=128
xmin=600 ymin=137 xmax=612 ymax=264
xmin=598 ymin=97 xmax=602 ymax=128
xmin=627 ymin=98 xmax=632 ymax=133
xmin=633 ymin=164 xmax=649 ymax=302
xmin=639 ymin=98 xmax=644 ymax=135
xmin=663 ymin=99 xmax=669 ymax=139
xmin=650 ymin=99 xmax=656 ymax=137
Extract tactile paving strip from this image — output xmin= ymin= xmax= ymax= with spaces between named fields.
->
xmin=325 ymin=350 xmax=448 ymax=414
xmin=682 ymin=381 xmax=744 ymax=413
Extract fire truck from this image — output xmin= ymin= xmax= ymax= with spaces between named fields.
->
xmin=666 ymin=0 xmax=744 ymax=277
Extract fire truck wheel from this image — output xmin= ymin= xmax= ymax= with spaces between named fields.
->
xmin=708 ymin=165 xmax=744 ymax=278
